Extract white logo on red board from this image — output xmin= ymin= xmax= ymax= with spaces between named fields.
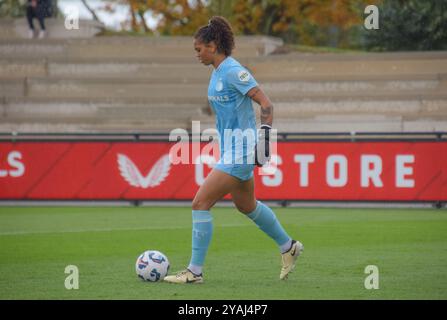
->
xmin=0 ymin=151 xmax=25 ymax=177
xmin=117 ymin=153 xmax=171 ymax=188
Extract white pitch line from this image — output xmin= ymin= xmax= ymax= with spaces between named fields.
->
xmin=0 ymin=223 xmax=248 ymax=236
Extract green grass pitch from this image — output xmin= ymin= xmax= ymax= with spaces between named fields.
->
xmin=0 ymin=206 xmax=446 ymax=300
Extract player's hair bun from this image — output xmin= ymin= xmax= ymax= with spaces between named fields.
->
xmin=195 ymin=16 xmax=235 ymax=56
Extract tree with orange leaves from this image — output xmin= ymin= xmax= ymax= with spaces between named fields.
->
xmin=148 ymin=0 xmax=209 ymax=35
xmin=229 ymin=0 xmax=381 ymax=46
xmin=114 ymin=0 xmax=210 ymax=35
xmin=108 ymin=0 xmax=383 ymax=48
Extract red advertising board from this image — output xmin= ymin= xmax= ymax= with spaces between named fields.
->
xmin=0 ymin=141 xmax=445 ymax=201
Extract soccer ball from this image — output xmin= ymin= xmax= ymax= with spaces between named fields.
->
xmin=135 ymin=250 xmax=170 ymax=282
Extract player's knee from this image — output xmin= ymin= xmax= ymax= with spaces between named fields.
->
xmin=235 ymin=202 xmax=256 ymax=215
xmin=192 ymin=198 xmax=212 ymax=211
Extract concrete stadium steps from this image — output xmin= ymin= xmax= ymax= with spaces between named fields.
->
xmin=1 ymin=77 xmax=208 ymax=100
xmin=1 ymin=99 xmax=205 ymax=122
xmin=48 ymin=62 xmax=209 ymax=80
xmin=1 ymin=76 xmax=444 ymax=100
xmin=0 ymin=59 xmax=48 ymax=78
xmin=23 ymin=79 xmax=206 ymax=100
xmin=261 ymin=78 xmax=446 ymax=99
xmin=3 ymin=95 xmax=445 ymax=120
xmin=0 ymin=102 xmax=200 ymax=133
xmin=253 ymin=50 xmax=447 ymax=62
xmin=250 ymin=52 xmax=447 ymax=78
xmin=273 ymin=99 xmax=447 ymax=132
xmin=0 ymin=79 xmax=24 ymax=97
xmin=0 ymin=101 xmax=447 ymax=132
xmin=269 ymin=98 xmax=447 ymax=119
xmin=197 ymin=114 xmax=447 ymax=133
xmin=0 ymin=59 xmax=210 ymax=80
xmin=3 ymin=58 xmax=444 ymax=83
xmin=0 ymin=35 xmax=446 ymax=133
xmin=272 ymin=117 xmax=447 ymax=133
xmin=0 ymin=120 xmax=191 ymax=133
xmin=234 ymin=97 xmax=447 ymax=132
xmin=3 ymin=54 xmax=447 ymax=80
xmin=0 ymin=36 xmax=280 ymax=60
xmin=0 ymin=18 xmax=104 ymax=39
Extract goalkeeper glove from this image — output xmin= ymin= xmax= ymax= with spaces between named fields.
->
xmin=255 ymin=124 xmax=271 ymax=166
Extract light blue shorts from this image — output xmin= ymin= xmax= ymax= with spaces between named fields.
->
xmin=214 ymin=162 xmax=255 ymax=181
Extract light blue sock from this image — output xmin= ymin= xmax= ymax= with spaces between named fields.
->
xmin=247 ymin=201 xmax=291 ymax=249
xmin=188 ymin=210 xmax=213 ymax=274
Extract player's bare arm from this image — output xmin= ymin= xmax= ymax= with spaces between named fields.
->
xmin=247 ymin=86 xmax=273 ymax=127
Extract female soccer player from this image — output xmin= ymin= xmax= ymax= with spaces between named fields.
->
xmin=164 ymin=16 xmax=303 ymax=284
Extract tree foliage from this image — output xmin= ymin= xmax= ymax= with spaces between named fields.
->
xmin=146 ymin=0 xmax=209 ymax=35
xmin=227 ymin=0 xmax=383 ymax=46
xmin=3 ymin=0 xmax=444 ymax=51
xmin=363 ymin=0 xmax=447 ymax=51
xmin=0 ymin=0 xmax=27 ymax=17
xmin=112 ymin=0 xmax=210 ymax=35
xmin=119 ymin=0 xmax=380 ymax=47
xmin=116 ymin=0 xmax=445 ymax=51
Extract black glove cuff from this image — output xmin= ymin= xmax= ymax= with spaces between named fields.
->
xmin=260 ymin=124 xmax=271 ymax=141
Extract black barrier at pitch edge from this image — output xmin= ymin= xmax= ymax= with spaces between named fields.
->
xmin=0 ymin=131 xmax=446 ymax=142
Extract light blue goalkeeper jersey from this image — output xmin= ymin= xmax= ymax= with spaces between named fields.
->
xmin=207 ymin=56 xmax=258 ymax=165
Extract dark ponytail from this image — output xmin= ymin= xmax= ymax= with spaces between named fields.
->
xmin=194 ymin=16 xmax=235 ymax=56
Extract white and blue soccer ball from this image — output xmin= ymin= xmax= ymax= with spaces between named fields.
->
xmin=135 ymin=250 xmax=170 ymax=282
